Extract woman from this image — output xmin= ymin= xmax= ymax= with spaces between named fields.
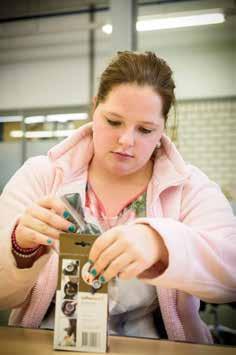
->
xmin=0 ymin=51 xmax=235 ymax=344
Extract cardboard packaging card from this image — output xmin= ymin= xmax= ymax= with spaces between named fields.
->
xmin=53 ymin=233 xmax=108 ymax=353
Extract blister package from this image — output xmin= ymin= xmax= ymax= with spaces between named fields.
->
xmin=53 ymin=193 xmax=108 ymax=353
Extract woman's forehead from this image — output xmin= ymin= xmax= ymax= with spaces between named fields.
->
xmin=99 ymin=84 xmax=164 ymax=122
xmin=106 ymin=83 xmax=161 ymax=101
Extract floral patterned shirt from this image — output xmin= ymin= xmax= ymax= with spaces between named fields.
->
xmin=85 ymin=181 xmax=147 ymax=230
xmin=85 ymin=182 xmax=160 ymax=339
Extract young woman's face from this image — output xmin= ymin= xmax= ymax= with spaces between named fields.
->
xmin=92 ymin=84 xmax=165 ymax=177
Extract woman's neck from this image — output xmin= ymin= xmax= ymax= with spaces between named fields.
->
xmin=88 ymin=157 xmax=153 ymax=188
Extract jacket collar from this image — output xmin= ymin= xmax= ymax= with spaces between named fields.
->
xmin=152 ymin=134 xmax=190 ymax=193
xmin=48 ymin=122 xmax=189 ymax=190
xmin=48 ymin=122 xmax=94 ymax=181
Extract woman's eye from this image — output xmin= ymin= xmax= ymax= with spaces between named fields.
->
xmin=106 ymin=119 xmax=121 ymax=126
xmin=139 ymin=127 xmax=153 ymax=134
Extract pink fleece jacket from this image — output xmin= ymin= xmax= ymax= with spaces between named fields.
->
xmin=0 ymin=122 xmax=235 ymax=344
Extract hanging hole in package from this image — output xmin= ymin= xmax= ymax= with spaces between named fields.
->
xmin=54 ymin=193 xmax=108 ymax=353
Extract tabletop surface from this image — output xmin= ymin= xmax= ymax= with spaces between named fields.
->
xmin=0 ymin=326 xmax=235 ymax=355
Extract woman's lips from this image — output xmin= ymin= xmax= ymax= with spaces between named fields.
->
xmin=112 ymin=151 xmax=134 ymax=159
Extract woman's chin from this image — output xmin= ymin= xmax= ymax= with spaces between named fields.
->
xmin=107 ymin=164 xmax=137 ymax=177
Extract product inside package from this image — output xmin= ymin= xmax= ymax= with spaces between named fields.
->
xmin=54 ymin=193 xmax=108 ymax=352
xmin=54 ymin=233 xmax=108 ymax=353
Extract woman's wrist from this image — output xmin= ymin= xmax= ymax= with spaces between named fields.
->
xmin=140 ymin=223 xmax=169 ymax=265
xmin=11 ymin=224 xmax=40 ymax=255
xmin=11 ymin=224 xmax=45 ymax=268
xmin=137 ymin=223 xmax=169 ymax=277
xmin=151 ymin=227 xmax=168 ymax=267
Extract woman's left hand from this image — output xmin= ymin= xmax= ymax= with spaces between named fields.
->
xmin=88 ymin=223 xmax=168 ymax=284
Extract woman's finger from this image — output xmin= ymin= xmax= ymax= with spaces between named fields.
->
xmin=89 ymin=228 xmax=118 ymax=263
xmin=26 ymin=204 xmax=75 ymax=232
xmin=37 ymin=196 xmax=68 ymax=216
xmin=16 ymin=224 xmax=56 ymax=248
xmin=117 ymin=261 xmax=144 ymax=280
xmin=21 ymin=214 xmax=61 ymax=240
xmin=95 ymin=252 xmax=133 ymax=283
xmin=89 ymin=240 xmax=125 ymax=277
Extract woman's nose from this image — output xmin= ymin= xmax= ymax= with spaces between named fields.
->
xmin=118 ymin=129 xmax=135 ymax=147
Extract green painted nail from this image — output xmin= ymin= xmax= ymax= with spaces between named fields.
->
xmin=88 ymin=259 xmax=94 ymax=265
xmin=90 ymin=268 xmax=97 ymax=277
xmin=68 ymin=225 xmax=76 ymax=233
xmin=99 ymin=275 xmax=106 ymax=284
xmin=47 ymin=238 xmax=53 ymax=244
xmin=63 ymin=210 xmax=70 ymax=219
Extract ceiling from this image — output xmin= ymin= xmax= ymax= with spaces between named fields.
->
xmin=0 ymin=0 xmax=183 ymax=22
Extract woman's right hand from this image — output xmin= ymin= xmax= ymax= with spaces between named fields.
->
xmin=15 ymin=196 xmax=76 ymax=249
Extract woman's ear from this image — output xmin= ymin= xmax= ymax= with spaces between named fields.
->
xmin=92 ymin=96 xmax=98 ymax=110
xmin=89 ymin=96 xmax=97 ymax=122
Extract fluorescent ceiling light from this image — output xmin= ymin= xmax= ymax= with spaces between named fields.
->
xmin=137 ymin=13 xmax=225 ymax=31
xmin=47 ymin=113 xmax=88 ymax=122
xmin=0 ymin=116 xmax=22 ymax=123
xmin=102 ymin=24 xmax=112 ymax=34
xmin=1 ymin=113 xmax=88 ymax=125
xmin=25 ymin=116 xmax=45 ymax=124
xmin=102 ymin=12 xmax=225 ymax=34
xmin=24 ymin=113 xmax=88 ymax=124
xmin=10 ymin=129 xmax=76 ymax=138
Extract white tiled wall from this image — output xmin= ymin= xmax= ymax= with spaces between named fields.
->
xmin=167 ymin=98 xmax=236 ymax=200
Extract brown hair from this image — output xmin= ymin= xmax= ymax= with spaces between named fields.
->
xmin=95 ymin=51 xmax=176 ymax=124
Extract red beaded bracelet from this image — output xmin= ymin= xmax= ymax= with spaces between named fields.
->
xmin=11 ymin=224 xmax=41 ymax=255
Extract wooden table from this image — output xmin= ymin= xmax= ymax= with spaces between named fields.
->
xmin=0 ymin=326 xmax=235 ymax=355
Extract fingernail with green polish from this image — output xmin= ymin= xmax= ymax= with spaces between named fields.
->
xmin=63 ymin=210 xmax=71 ymax=219
xmin=88 ymin=259 xmax=94 ymax=265
xmin=99 ymin=275 xmax=106 ymax=284
xmin=47 ymin=238 xmax=53 ymax=245
xmin=68 ymin=225 xmax=76 ymax=233
xmin=89 ymin=268 xmax=97 ymax=277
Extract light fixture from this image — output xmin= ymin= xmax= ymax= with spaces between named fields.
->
xmin=0 ymin=116 xmax=22 ymax=123
xmin=102 ymin=12 xmax=225 ymax=34
xmin=46 ymin=113 xmax=88 ymax=122
xmin=24 ymin=113 xmax=88 ymax=124
xmin=25 ymin=116 xmax=45 ymax=124
xmin=102 ymin=24 xmax=113 ymax=34
xmin=10 ymin=129 xmax=76 ymax=139
xmin=137 ymin=13 xmax=225 ymax=31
